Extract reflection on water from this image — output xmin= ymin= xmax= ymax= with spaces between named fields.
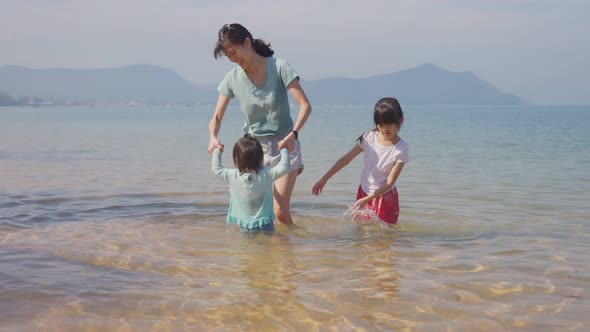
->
xmin=1 ymin=106 xmax=589 ymax=330
xmin=1 ymin=197 xmax=587 ymax=331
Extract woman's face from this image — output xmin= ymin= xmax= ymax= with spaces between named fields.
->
xmin=222 ymin=41 xmax=251 ymax=68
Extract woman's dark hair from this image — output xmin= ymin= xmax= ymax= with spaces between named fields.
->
xmin=214 ymin=23 xmax=274 ymax=59
xmin=358 ymin=97 xmax=404 ymax=143
xmin=233 ymin=134 xmax=264 ymax=173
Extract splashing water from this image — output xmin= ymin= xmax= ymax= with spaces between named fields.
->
xmin=343 ymin=205 xmax=384 ymax=225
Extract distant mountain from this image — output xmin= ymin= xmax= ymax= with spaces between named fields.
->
xmin=0 ymin=64 xmax=210 ymax=103
xmin=0 ymin=91 xmax=16 ymax=105
xmin=302 ymin=63 xmax=523 ymax=105
xmin=0 ymin=63 xmax=523 ymax=106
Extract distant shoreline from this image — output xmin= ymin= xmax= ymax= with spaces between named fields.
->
xmin=2 ymin=104 xmax=590 ymax=109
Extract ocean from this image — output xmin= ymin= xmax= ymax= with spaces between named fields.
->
xmin=1 ymin=104 xmax=589 ymax=331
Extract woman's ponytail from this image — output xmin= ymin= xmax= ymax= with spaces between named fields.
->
xmin=252 ymin=38 xmax=274 ymax=57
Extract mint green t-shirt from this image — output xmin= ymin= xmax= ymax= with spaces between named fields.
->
xmin=217 ymin=57 xmax=299 ymax=136
xmin=212 ymin=148 xmax=290 ymax=229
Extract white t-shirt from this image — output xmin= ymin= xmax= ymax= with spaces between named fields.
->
xmin=357 ymin=130 xmax=410 ymax=194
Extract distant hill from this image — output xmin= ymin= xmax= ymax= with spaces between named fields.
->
xmin=0 ymin=91 xmax=17 ymax=105
xmin=302 ymin=63 xmax=523 ymax=105
xmin=0 ymin=63 xmax=523 ymax=105
xmin=0 ymin=64 xmax=211 ymax=103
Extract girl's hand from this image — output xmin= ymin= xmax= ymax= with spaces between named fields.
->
xmin=312 ymin=178 xmax=327 ymax=196
xmin=278 ymin=132 xmax=296 ymax=152
xmin=352 ymin=197 xmax=371 ymax=210
xmin=208 ymin=137 xmax=224 ymax=154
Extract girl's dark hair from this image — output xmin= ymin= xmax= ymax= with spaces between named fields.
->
xmin=233 ymin=134 xmax=264 ymax=173
xmin=374 ymin=97 xmax=403 ymax=127
xmin=214 ymin=23 xmax=274 ymax=59
xmin=358 ymin=97 xmax=404 ymax=143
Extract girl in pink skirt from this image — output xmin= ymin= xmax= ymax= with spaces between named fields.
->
xmin=312 ymin=97 xmax=409 ymax=224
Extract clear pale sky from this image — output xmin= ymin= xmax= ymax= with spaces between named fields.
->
xmin=1 ymin=0 xmax=588 ymax=104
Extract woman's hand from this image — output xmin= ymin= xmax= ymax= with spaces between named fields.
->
xmin=208 ymin=137 xmax=224 ymax=154
xmin=312 ymin=178 xmax=327 ymax=196
xmin=278 ymin=132 xmax=296 ymax=152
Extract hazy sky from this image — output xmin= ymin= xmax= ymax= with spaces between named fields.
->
xmin=1 ymin=0 xmax=588 ymax=104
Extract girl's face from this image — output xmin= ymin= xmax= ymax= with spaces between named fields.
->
xmin=377 ymin=123 xmax=401 ymax=140
xmin=222 ymin=40 xmax=252 ymax=68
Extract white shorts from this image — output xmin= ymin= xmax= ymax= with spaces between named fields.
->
xmin=257 ymin=131 xmax=303 ymax=172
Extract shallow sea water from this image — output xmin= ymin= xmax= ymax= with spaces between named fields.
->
xmin=1 ymin=105 xmax=589 ymax=331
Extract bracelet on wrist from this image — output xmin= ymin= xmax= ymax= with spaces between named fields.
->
xmin=292 ymin=130 xmax=298 ymax=139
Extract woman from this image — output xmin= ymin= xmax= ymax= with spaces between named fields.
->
xmin=208 ymin=23 xmax=312 ymax=227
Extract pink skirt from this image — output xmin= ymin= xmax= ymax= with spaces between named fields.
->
xmin=356 ymin=185 xmax=400 ymax=224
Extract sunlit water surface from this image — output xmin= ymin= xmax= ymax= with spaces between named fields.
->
xmin=1 ymin=105 xmax=589 ymax=331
